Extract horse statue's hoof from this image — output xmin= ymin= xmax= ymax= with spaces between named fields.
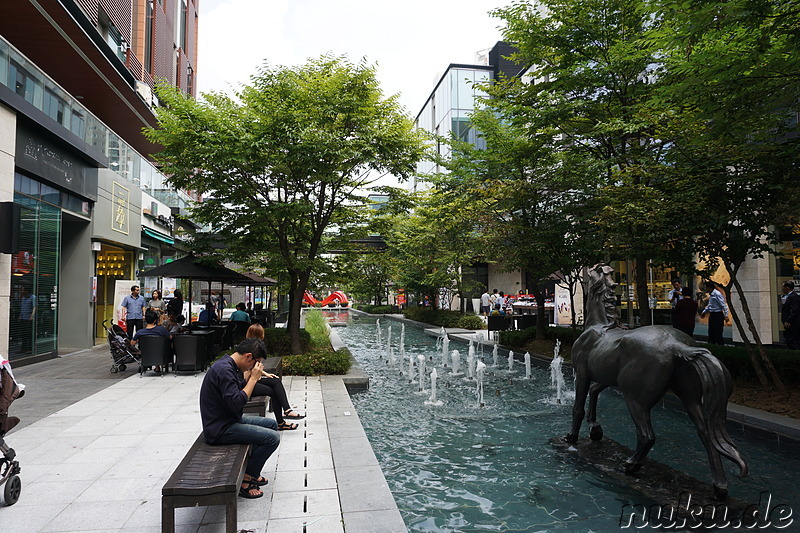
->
xmin=589 ymin=425 xmax=603 ymax=441
xmin=713 ymin=484 xmax=728 ymax=500
xmin=564 ymin=433 xmax=578 ymax=444
xmin=622 ymin=461 xmax=641 ymax=475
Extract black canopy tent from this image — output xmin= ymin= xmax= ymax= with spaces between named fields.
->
xmin=140 ymin=255 xmax=252 ymax=325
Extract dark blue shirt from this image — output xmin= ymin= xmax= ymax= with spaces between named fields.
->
xmin=132 ymin=325 xmax=170 ymax=341
xmin=199 ymin=355 xmax=248 ymax=444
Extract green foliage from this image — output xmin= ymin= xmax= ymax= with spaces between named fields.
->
xmin=456 ymin=315 xmax=486 ymax=330
xmin=282 ymin=347 xmax=353 ymax=376
xmin=707 ymin=345 xmax=800 ymax=386
xmin=499 ymin=327 xmax=537 ymax=348
xmin=500 ymin=325 xmax=584 ymax=349
xmin=261 ymin=328 xmax=311 ymax=356
xmin=373 ymin=188 xmax=487 ymax=306
xmin=304 ymin=309 xmax=329 ymax=348
xmin=402 ymin=307 xmax=463 ymax=328
xmin=144 ymin=55 xmax=426 ymax=354
xmin=358 ymin=305 xmax=398 ymax=314
xmin=543 ymin=326 xmax=585 ymax=346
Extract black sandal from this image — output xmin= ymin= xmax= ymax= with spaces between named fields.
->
xmin=239 ymin=481 xmax=263 ymax=499
xmin=278 ymin=422 xmax=299 ymax=431
xmin=248 ymin=475 xmax=268 ymax=486
xmin=284 ymin=410 xmax=306 ymax=419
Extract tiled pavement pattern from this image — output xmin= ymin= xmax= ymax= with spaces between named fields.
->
xmin=1 ymin=347 xmax=407 ymax=532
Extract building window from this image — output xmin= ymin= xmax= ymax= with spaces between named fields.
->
xmin=145 ymin=1 xmax=154 ymax=73
xmin=10 ymin=59 xmax=42 ymax=105
xmin=9 ymin=194 xmax=61 ymax=360
xmin=97 ymin=8 xmax=125 ymax=62
xmin=180 ymin=0 xmax=188 ymax=50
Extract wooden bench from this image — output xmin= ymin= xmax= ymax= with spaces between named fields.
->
xmin=263 ymin=356 xmax=282 ymax=377
xmin=241 ymin=356 xmax=283 ymax=418
xmin=162 ymin=434 xmax=250 ymax=533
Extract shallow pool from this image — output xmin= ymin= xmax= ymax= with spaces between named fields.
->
xmin=336 ymin=314 xmax=800 ymax=532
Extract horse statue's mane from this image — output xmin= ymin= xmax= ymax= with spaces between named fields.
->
xmin=584 ymin=263 xmax=622 ymax=329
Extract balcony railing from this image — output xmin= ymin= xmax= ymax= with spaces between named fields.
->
xmin=0 ymin=35 xmax=192 ymax=211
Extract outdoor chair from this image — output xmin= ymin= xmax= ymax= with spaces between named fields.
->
xmin=487 ymin=315 xmax=511 ymax=342
xmin=173 ymin=334 xmax=205 ymax=376
xmin=138 ymin=335 xmax=172 ymax=376
xmin=231 ymin=321 xmax=251 ymax=346
xmin=516 ymin=314 xmax=536 ymax=331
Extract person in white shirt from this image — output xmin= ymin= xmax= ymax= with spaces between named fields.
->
xmin=480 ymin=290 xmax=491 ymax=316
xmin=700 ymin=281 xmax=728 ymax=345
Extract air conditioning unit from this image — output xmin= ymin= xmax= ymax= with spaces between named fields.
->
xmin=135 ymin=81 xmax=153 ymax=106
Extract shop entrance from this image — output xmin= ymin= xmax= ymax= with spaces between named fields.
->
xmin=94 ymin=245 xmax=134 ymax=339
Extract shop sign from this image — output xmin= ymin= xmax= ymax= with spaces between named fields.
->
xmin=112 ymin=182 xmax=129 ymax=235
xmin=15 ymin=124 xmax=97 ymax=200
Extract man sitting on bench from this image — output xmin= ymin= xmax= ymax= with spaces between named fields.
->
xmin=199 ymin=338 xmax=280 ymax=499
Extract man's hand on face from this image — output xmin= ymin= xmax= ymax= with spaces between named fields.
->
xmin=248 ymin=359 xmax=263 ymax=383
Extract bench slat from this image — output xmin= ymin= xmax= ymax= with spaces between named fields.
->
xmin=163 ymin=435 xmax=249 ymax=497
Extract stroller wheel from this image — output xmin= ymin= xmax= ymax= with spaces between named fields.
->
xmin=110 ymin=366 xmax=118 ymax=373
xmin=119 ymin=364 xmax=126 ymax=372
xmin=3 ymin=474 xmax=21 ymax=505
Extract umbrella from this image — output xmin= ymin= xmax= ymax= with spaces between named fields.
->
xmin=140 ymin=254 xmax=249 ymax=282
xmin=141 ymin=255 xmax=251 ymax=325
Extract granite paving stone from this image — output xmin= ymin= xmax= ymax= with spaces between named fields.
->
xmin=2 ymin=348 xmax=408 ymax=532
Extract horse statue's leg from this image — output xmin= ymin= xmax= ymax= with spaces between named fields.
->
xmin=586 ymin=382 xmax=607 ymax=441
xmin=671 ymin=356 xmax=748 ymax=499
xmin=566 ymin=370 xmax=591 ymax=443
xmin=622 ymin=397 xmax=657 ymax=474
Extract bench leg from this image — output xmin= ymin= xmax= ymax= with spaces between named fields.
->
xmin=162 ymin=496 xmax=175 ymax=533
xmin=225 ymin=493 xmax=238 ymax=533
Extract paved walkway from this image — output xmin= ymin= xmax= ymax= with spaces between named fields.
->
xmin=2 ymin=346 xmax=406 ymax=532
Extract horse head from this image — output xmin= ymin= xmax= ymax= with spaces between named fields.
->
xmin=585 ymin=263 xmax=620 ymax=328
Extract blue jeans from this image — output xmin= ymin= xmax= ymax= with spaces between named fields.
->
xmin=216 ymin=415 xmax=280 ymax=478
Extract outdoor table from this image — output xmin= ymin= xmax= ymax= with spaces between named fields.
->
xmin=188 ymin=329 xmax=217 ymax=362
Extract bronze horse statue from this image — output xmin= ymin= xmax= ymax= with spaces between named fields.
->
xmin=566 ymin=264 xmax=747 ymax=497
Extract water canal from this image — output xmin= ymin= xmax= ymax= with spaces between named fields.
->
xmin=333 ymin=312 xmax=800 ymax=532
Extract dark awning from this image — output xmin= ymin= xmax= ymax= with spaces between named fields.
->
xmin=142 ymin=227 xmax=174 ymax=245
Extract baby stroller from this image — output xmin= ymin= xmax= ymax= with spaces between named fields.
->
xmin=0 ymin=354 xmax=24 ymax=505
xmin=104 ymin=319 xmax=140 ymax=373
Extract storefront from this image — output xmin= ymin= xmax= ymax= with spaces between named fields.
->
xmin=91 ymin=170 xmax=142 ymax=340
xmin=610 ymin=259 xmax=733 ymax=341
xmin=8 ymin=189 xmax=60 ymax=360
xmin=7 ymin=122 xmax=97 ymax=363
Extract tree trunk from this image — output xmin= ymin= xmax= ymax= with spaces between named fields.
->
xmin=568 ymin=280 xmax=578 ymax=333
xmin=635 ymin=259 xmax=652 ymax=326
xmin=729 ymin=272 xmax=785 ymax=391
xmin=534 ymin=287 xmax=547 ymax=338
xmin=286 ymin=269 xmax=311 ymax=355
xmin=722 ymin=283 xmax=768 ymax=386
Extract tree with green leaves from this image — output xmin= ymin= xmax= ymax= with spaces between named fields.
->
xmin=332 ymin=250 xmax=394 ymax=306
xmin=373 ymin=187 xmax=486 ymax=311
xmin=438 ymin=102 xmax=604 ymax=334
xmin=649 ymin=0 xmax=800 ymax=390
xmin=493 ymin=0 xmax=677 ymax=326
xmin=145 ymin=56 xmax=426 ymax=353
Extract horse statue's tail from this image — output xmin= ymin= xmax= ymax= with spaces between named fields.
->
xmin=689 ymin=351 xmax=749 ymax=476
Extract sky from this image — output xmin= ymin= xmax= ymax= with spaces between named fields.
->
xmin=196 ymin=0 xmax=510 ymax=116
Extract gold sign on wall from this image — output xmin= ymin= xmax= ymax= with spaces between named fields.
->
xmin=112 ymin=182 xmax=129 ymax=235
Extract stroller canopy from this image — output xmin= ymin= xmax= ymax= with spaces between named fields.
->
xmin=0 ymin=355 xmax=24 ymax=434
